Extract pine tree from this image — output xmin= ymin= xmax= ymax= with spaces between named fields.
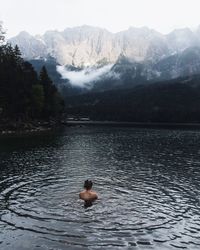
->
xmin=0 ymin=23 xmax=64 ymax=123
xmin=14 ymin=45 xmax=23 ymax=66
xmin=39 ymin=66 xmax=64 ymax=118
xmin=32 ymin=84 xmax=44 ymax=117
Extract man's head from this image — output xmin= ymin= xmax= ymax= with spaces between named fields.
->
xmin=84 ymin=180 xmax=93 ymax=190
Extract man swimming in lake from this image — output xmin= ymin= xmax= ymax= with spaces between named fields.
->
xmin=79 ymin=180 xmax=98 ymax=207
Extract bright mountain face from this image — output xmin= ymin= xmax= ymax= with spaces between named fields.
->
xmin=10 ymin=25 xmax=200 ymax=67
xmin=9 ymin=25 xmax=200 ymax=91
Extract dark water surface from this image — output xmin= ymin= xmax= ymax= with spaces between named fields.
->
xmin=0 ymin=127 xmax=200 ymax=250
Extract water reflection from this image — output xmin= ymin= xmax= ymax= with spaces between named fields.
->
xmin=0 ymin=127 xmax=200 ymax=249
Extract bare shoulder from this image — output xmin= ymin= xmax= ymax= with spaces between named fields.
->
xmin=79 ymin=191 xmax=85 ymax=199
xmin=91 ymin=191 xmax=98 ymax=199
xmin=79 ymin=190 xmax=98 ymax=201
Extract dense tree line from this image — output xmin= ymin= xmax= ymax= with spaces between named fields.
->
xmin=66 ymin=76 xmax=200 ymax=123
xmin=0 ymin=25 xmax=64 ymax=123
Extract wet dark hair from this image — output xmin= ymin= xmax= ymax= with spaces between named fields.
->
xmin=84 ymin=180 xmax=93 ymax=190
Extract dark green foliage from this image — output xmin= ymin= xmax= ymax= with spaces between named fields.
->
xmin=39 ymin=66 xmax=64 ymax=117
xmin=66 ymin=76 xmax=200 ymax=123
xmin=0 ymin=36 xmax=64 ymax=121
xmin=32 ymin=84 xmax=44 ymax=116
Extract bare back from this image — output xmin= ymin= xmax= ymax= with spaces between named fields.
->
xmin=79 ymin=190 xmax=98 ymax=202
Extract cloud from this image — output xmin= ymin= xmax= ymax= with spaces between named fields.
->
xmin=57 ymin=64 xmax=113 ymax=87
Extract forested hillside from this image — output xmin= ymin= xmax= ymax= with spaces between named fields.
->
xmin=66 ymin=76 xmax=200 ymax=123
xmin=0 ymin=24 xmax=64 ymax=130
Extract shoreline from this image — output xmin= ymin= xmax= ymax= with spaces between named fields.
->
xmin=63 ymin=120 xmax=200 ymax=130
xmin=0 ymin=120 xmax=63 ymax=137
xmin=1 ymin=120 xmax=200 ymax=137
xmin=0 ymin=126 xmax=53 ymax=137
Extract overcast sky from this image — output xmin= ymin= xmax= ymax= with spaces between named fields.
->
xmin=0 ymin=0 xmax=200 ymax=38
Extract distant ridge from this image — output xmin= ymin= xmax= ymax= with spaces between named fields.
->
xmin=9 ymin=25 xmax=200 ymax=67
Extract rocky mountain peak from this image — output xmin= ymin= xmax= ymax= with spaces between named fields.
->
xmin=9 ymin=25 xmax=200 ymax=67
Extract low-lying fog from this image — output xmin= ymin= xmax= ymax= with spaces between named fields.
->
xmin=57 ymin=64 xmax=114 ymax=87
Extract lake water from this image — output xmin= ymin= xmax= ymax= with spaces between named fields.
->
xmin=0 ymin=127 xmax=200 ymax=250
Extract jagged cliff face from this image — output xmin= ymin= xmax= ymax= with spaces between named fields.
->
xmin=8 ymin=25 xmax=200 ymax=91
xmin=10 ymin=25 xmax=200 ymax=67
xmin=10 ymin=31 xmax=48 ymax=59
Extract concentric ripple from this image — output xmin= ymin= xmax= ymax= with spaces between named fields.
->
xmin=0 ymin=127 xmax=200 ymax=250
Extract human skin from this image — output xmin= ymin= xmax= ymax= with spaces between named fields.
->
xmin=79 ymin=189 xmax=98 ymax=201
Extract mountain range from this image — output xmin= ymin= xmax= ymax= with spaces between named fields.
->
xmin=8 ymin=25 xmax=200 ymax=91
xmin=9 ymin=25 xmax=200 ymax=66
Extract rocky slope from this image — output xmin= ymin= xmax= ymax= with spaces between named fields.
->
xmin=9 ymin=25 xmax=200 ymax=93
xmin=9 ymin=25 xmax=200 ymax=67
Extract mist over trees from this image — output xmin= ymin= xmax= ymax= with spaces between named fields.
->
xmin=0 ymin=23 xmax=64 ymax=125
